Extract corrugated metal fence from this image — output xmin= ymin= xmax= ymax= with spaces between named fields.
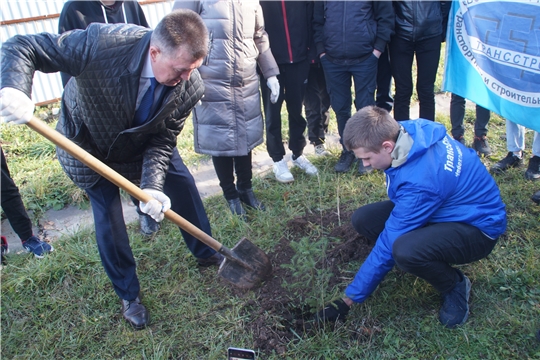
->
xmin=0 ymin=0 xmax=174 ymax=105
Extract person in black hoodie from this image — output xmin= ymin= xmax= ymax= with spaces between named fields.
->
xmin=260 ymin=1 xmax=318 ymax=184
xmin=58 ymin=1 xmax=158 ymax=236
xmin=389 ymin=1 xmax=450 ymax=121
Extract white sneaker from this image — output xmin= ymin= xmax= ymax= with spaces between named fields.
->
xmin=273 ymin=159 xmax=294 ymax=183
xmin=293 ymin=155 xmax=318 ymax=176
xmin=314 ymin=144 xmax=330 ymax=156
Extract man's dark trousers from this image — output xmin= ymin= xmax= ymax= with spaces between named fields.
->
xmin=450 ymin=93 xmax=490 ymax=139
xmin=85 ymin=148 xmax=216 ymax=301
xmin=261 ymin=59 xmax=310 ymax=162
xmin=351 ymin=200 xmax=496 ymax=294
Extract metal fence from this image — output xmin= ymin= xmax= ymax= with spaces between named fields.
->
xmin=0 ymin=0 xmax=174 ymax=105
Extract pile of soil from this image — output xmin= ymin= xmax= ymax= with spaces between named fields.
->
xmin=233 ymin=206 xmax=376 ymax=356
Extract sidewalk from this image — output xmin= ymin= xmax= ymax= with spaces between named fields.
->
xmin=1 ymin=93 xmax=456 ymax=253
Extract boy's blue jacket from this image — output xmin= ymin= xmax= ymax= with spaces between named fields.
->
xmin=345 ymin=119 xmax=507 ymax=303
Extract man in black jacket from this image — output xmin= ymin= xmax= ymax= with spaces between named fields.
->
xmin=313 ymin=1 xmax=394 ymax=174
xmin=0 ymin=9 xmax=223 ymax=330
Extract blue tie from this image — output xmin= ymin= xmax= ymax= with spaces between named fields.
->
xmin=134 ymin=77 xmax=158 ymax=126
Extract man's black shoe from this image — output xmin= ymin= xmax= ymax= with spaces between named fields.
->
xmin=490 ymin=152 xmax=523 ymax=174
xmin=121 ymin=297 xmax=149 ymax=330
xmin=358 ymin=161 xmax=373 ymax=176
xmin=226 ymin=198 xmax=247 ymax=220
xmin=454 ymin=136 xmax=466 ymax=146
xmin=531 ymin=190 xmax=540 ymax=205
xmin=315 ymin=298 xmax=350 ymax=323
xmin=238 ymin=188 xmax=266 ymax=211
xmin=139 ymin=214 xmax=160 ymax=236
xmin=473 ymin=135 xmax=492 ymax=157
xmin=334 ymin=150 xmax=356 ymax=173
xmin=196 ymin=252 xmax=224 ymax=267
xmin=525 ymin=155 xmax=540 ymax=181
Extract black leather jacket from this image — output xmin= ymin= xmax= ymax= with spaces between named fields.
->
xmin=0 ymin=24 xmax=204 ymax=190
xmin=393 ymin=1 xmax=451 ymax=42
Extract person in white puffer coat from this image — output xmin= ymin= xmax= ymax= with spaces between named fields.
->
xmin=173 ymin=0 xmax=280 ymax=219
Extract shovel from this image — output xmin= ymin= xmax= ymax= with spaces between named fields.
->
xmin=26 ymin=117 xmax=272 ymax=289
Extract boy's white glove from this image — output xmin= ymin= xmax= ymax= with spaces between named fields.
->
xmin=266 ymin=76 xmax=280 ymax=104
xmin=0 ymin=87 xmax=35 ymax=124
xmin=139 ymin=189 xmax=171 ymax=222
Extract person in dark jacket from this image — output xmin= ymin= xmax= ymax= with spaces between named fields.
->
xmin=58 ymin=0 xmax=159 ymax=236
xmin=315 ymin=106 xmax=506 ymax=329
xmin=260 ymin=0 xmax=318 ymax=183
xmin=1 ymin=148 xmax=54 ymax=259
xmin=58 ymin=0 xmax=149 ymax=87
xmin=390 ymin=0 xmax=450 ymax=121
xmin=313 ymin=1 xmax=394 ymax=175
xmin=304 ymin=33 xmax=331 ymax=157
xmin=0 ymin=9 xmax=224 ymax=330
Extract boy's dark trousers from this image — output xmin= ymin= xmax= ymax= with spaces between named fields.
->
xmin=351 ymin=200 xmax=496 ymax=293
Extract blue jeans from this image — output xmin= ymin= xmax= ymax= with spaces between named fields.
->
xmin=320 ymin=54 xmax=377 ymax=147
xmin=506 ymin=119 xmax=540 ymax=157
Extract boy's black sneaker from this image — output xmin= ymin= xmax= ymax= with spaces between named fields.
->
xmin=454 ymin=136 xmax=466 ymax=146
xmin=358 ymin=161 xmax=373 ymax=176
xmin=473 ymin=135 xmax=492 ymax=156
xmin=525 ymin=155 xmax=540 ymax=181
xmin=334 ymin=150 xmax=356 ymax=173
xmin=439 ymin=270 xmax=471 ymax=329
xmin=490 ymin=152 xmax=523 ymax=173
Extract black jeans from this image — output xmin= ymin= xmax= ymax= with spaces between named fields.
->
xmin=304 ymin=62 xmax=331 ymax=146
xmin=376 ymin=45 xmax=393 ymax=112
xmin=1 ymin=148 xmax=33 ymax=241
xmin=450 ymin=93 xmax=490 ymax=139
xmin=389 ymin=36 xmax=441 ymax=121
xmin=351 ymin=201 xmax=497 ymax=293
xmin=212 ymin=153 xmax=252 ymax=200
xmin=261 ymin=60 xmax=310 ymax=162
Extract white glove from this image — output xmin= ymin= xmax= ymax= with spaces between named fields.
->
xmin=266 ymin=76 xmax=280 ymax=104
xmin=0 ymin=87 xmax=35 ymax=124
xmin=139 ymin=189 xmax=171 ymax=222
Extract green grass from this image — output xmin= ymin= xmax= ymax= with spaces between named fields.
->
xmin=2 ymin=56 xmax=540 ymax=358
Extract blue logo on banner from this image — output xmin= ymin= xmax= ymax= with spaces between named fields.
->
xmin=454 ymin=0 xmax=540 ymax=106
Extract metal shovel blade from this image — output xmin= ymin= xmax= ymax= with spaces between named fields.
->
xmin=217 ymin=237 xmax=272 ymax=289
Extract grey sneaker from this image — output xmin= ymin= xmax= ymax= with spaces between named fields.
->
xmin=439 ymin=270 xmax=471 ymax=329
xmin=293 ymin=155 xmax=318 ymax=176
xmin=490 ymin=152 xmax=523 ymax=173
xmin=314 ymin=144 xmax=330 ymax=156
xmin=473 ymin=135 xmax=492 ymax=157
xmin=273 ymin=159 xmax=294 ymax=183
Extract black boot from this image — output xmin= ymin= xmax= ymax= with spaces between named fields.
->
xmin=226 ymin=198 xmax=247 ymax=220
xmin=238 ymin=188 xmax=266 ymax=211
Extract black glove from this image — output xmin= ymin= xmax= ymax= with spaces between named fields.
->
xmin=314 ymin=299 xmax=350 ymax=323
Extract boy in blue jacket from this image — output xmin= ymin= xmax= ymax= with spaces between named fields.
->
xmin=316 ymin=106 xmax=506 ymax=329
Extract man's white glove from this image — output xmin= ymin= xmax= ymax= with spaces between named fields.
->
xmin=139 ymin=189 xmax=171 ymax=222
xmin=267 ymin=76 xmax=280 ymax=104
xmin=0 ymin=87 xmax=35 ymax=124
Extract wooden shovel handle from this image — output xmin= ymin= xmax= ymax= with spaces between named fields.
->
xmin=26 ymin=117 xmax=223 ymax=252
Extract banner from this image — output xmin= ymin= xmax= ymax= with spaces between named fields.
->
xmin=443 ymin=0 xmax=540 ymax=132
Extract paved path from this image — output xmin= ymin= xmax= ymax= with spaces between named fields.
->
xmin=2 ymin=93 xmax=456 ymax=253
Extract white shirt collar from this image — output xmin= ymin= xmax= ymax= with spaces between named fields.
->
xmin=141 ymin=51 xmax=154 ymax=79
